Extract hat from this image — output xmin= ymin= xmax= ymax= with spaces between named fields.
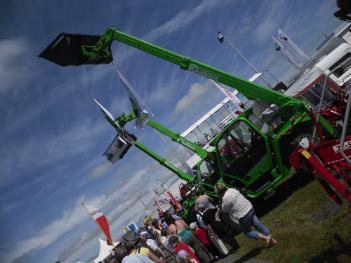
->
xmin=189 ymin=222 xmax=197 ymax=230
xmin=144 ymin=215 xmax=153 ymax=225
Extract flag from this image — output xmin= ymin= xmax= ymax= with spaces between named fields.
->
xmin=278 ymin=30 xmax=288 ymax=41
xmin=278 ymin=29 xmax=303 ymax=56
xmin=277 ymin=29 xmax=310 ymax=65
xmin=217 ymin=31 xmax=224 ymax=43
xmin=272 ymin=36 xmax=302 ymax=68
xmin=273 ymin=36 xmax=282 ymax=51
xmin=83 ymin=203 xmax=113 ymax=245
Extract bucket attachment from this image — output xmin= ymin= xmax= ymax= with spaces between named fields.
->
xmin=103 ymin=132 xmax=137 ymax=163
xmin=39 ymin=33 xmax=113 ymax=66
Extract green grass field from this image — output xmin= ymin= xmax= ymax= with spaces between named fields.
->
xmin=233 ymin=175 xmax=351 ymax=263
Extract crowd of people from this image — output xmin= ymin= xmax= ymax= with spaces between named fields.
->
xmin=105 ymin=183 xmax=277 ymax=263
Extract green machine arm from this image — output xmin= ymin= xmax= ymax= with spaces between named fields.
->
xmin=80 ymin=28 xmax=305 ymax=110
xmin=134 ymin=140 xmax=194 ymax=182
xmin=92 ymin=93 xmax=204 ymax=186
xmin=39 ymin=28 xmax=309 ymax=119
xmin=117 ymin=111 xmax=208 ymax=159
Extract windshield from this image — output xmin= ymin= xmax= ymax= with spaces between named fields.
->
xmin=217 ymin=121 xmax=266 ymax=175
xmin=197 ymin=159 xmax=219 ymax=186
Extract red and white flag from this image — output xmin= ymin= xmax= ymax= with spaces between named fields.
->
xmin=83 ymin=203 xmax=113 ymax=245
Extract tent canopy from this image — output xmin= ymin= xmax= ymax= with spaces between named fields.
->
xmin=93 ymin=239 xmax=120 ymax=263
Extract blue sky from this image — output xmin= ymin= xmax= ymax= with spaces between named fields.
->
xmin=0 ymin=1 xmax=342 ymax=262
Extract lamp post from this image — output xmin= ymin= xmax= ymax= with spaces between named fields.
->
xmin=217 ymin=31 xmax=272 ymax=88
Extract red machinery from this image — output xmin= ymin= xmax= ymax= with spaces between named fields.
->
xmin=290 ymin=74 xmax=351 ymax=205
xmin=290 ymin=135 xmax=351 ymax=204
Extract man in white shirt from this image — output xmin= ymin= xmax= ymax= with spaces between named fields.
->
xmin=215 ymin=183 xmax=277 ymax=246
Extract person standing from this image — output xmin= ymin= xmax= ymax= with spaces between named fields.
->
xmin=215 ymin=183 xmax=277 ymax=246
xmin=196 ymin=201 xmax=239 ymax=251
xmin=189 ymin=222 xmax=221 ymax=259
xmin=165 ymin=214 xmax=211 ymax=263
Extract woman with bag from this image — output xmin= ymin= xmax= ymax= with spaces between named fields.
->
xmin=215 ymin=183 xmax=277 ymax=247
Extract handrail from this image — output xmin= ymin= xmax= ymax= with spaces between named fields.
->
xmin=312 ymin=56 xmax=351 ymax=143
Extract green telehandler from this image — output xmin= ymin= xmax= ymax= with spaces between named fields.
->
xmin=39 ymin=28 xmax=334 ymax=209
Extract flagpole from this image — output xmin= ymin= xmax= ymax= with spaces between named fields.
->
xmin=272 ymin=36 xmax=301 ymax=69
xmin=217 ymin=31 xmax=272 ymax=88
xmin=278 ymin=29 xmax=310 ymax=61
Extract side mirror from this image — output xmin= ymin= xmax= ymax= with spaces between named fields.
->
xmin=39 ymin=33 xmax=113 ymax=66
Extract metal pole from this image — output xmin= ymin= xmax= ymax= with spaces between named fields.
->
xmin=313 ymin=57 xmax=351 ymax=145
xmin=218 ymin=31 xmax=272 ymax=88
xmin=340 ymin=81 xmax=351 ymax=166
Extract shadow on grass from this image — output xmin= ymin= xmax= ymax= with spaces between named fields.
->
xmin=308 ymin=233 xmax=351 ymax=263
xmin=233 ymin=247 xmax=265 ymax=263
xmin=253 ymin=171 xmax=314 ymax=217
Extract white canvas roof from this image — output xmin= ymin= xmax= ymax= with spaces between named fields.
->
xmin=284 ymin=67 xmax=324 ymax=97
xmin=93 ymin=239 xmax=120 ymax=263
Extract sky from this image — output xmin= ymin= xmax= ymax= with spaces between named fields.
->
xmin=0 ymin=1 xmax=343 ymax=262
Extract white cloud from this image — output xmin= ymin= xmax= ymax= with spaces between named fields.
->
xmin=164 ymin=79 xmax=225 ymax=131
xmin=25 ymin=121 xmax=199 ymax=262
xmin=1 ymin=0 xmax=227 ymax=140
xmin=0 ymin=117 xmax=108 ymax=187
xmin=88 ymin=162 xmax=113 ymax=180
xmin=251 ymin=0 xmax=286 ymax=42
xmin=0 ymin=38 xmax=33 ymax=92
xmin=57 ymin=167 xmax=155 ymax=261
xmin=0 ymin=201 xmax=19 ymax=215
xmin=113 ymin=0 xmax=231 ymax=64
xmin=6 ymin=195 xmax=105 ymax=263
xmin=175 ymin=82 xmax=211 ymax=113
xmin=145 ymin=0 xmax=230 ymax=41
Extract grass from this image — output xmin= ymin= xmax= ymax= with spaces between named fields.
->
xmin=233 ymin=175 xmax=351 ymax=263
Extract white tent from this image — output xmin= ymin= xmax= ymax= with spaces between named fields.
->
xmin=93 ymin=239 xmax=120 ymax=263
